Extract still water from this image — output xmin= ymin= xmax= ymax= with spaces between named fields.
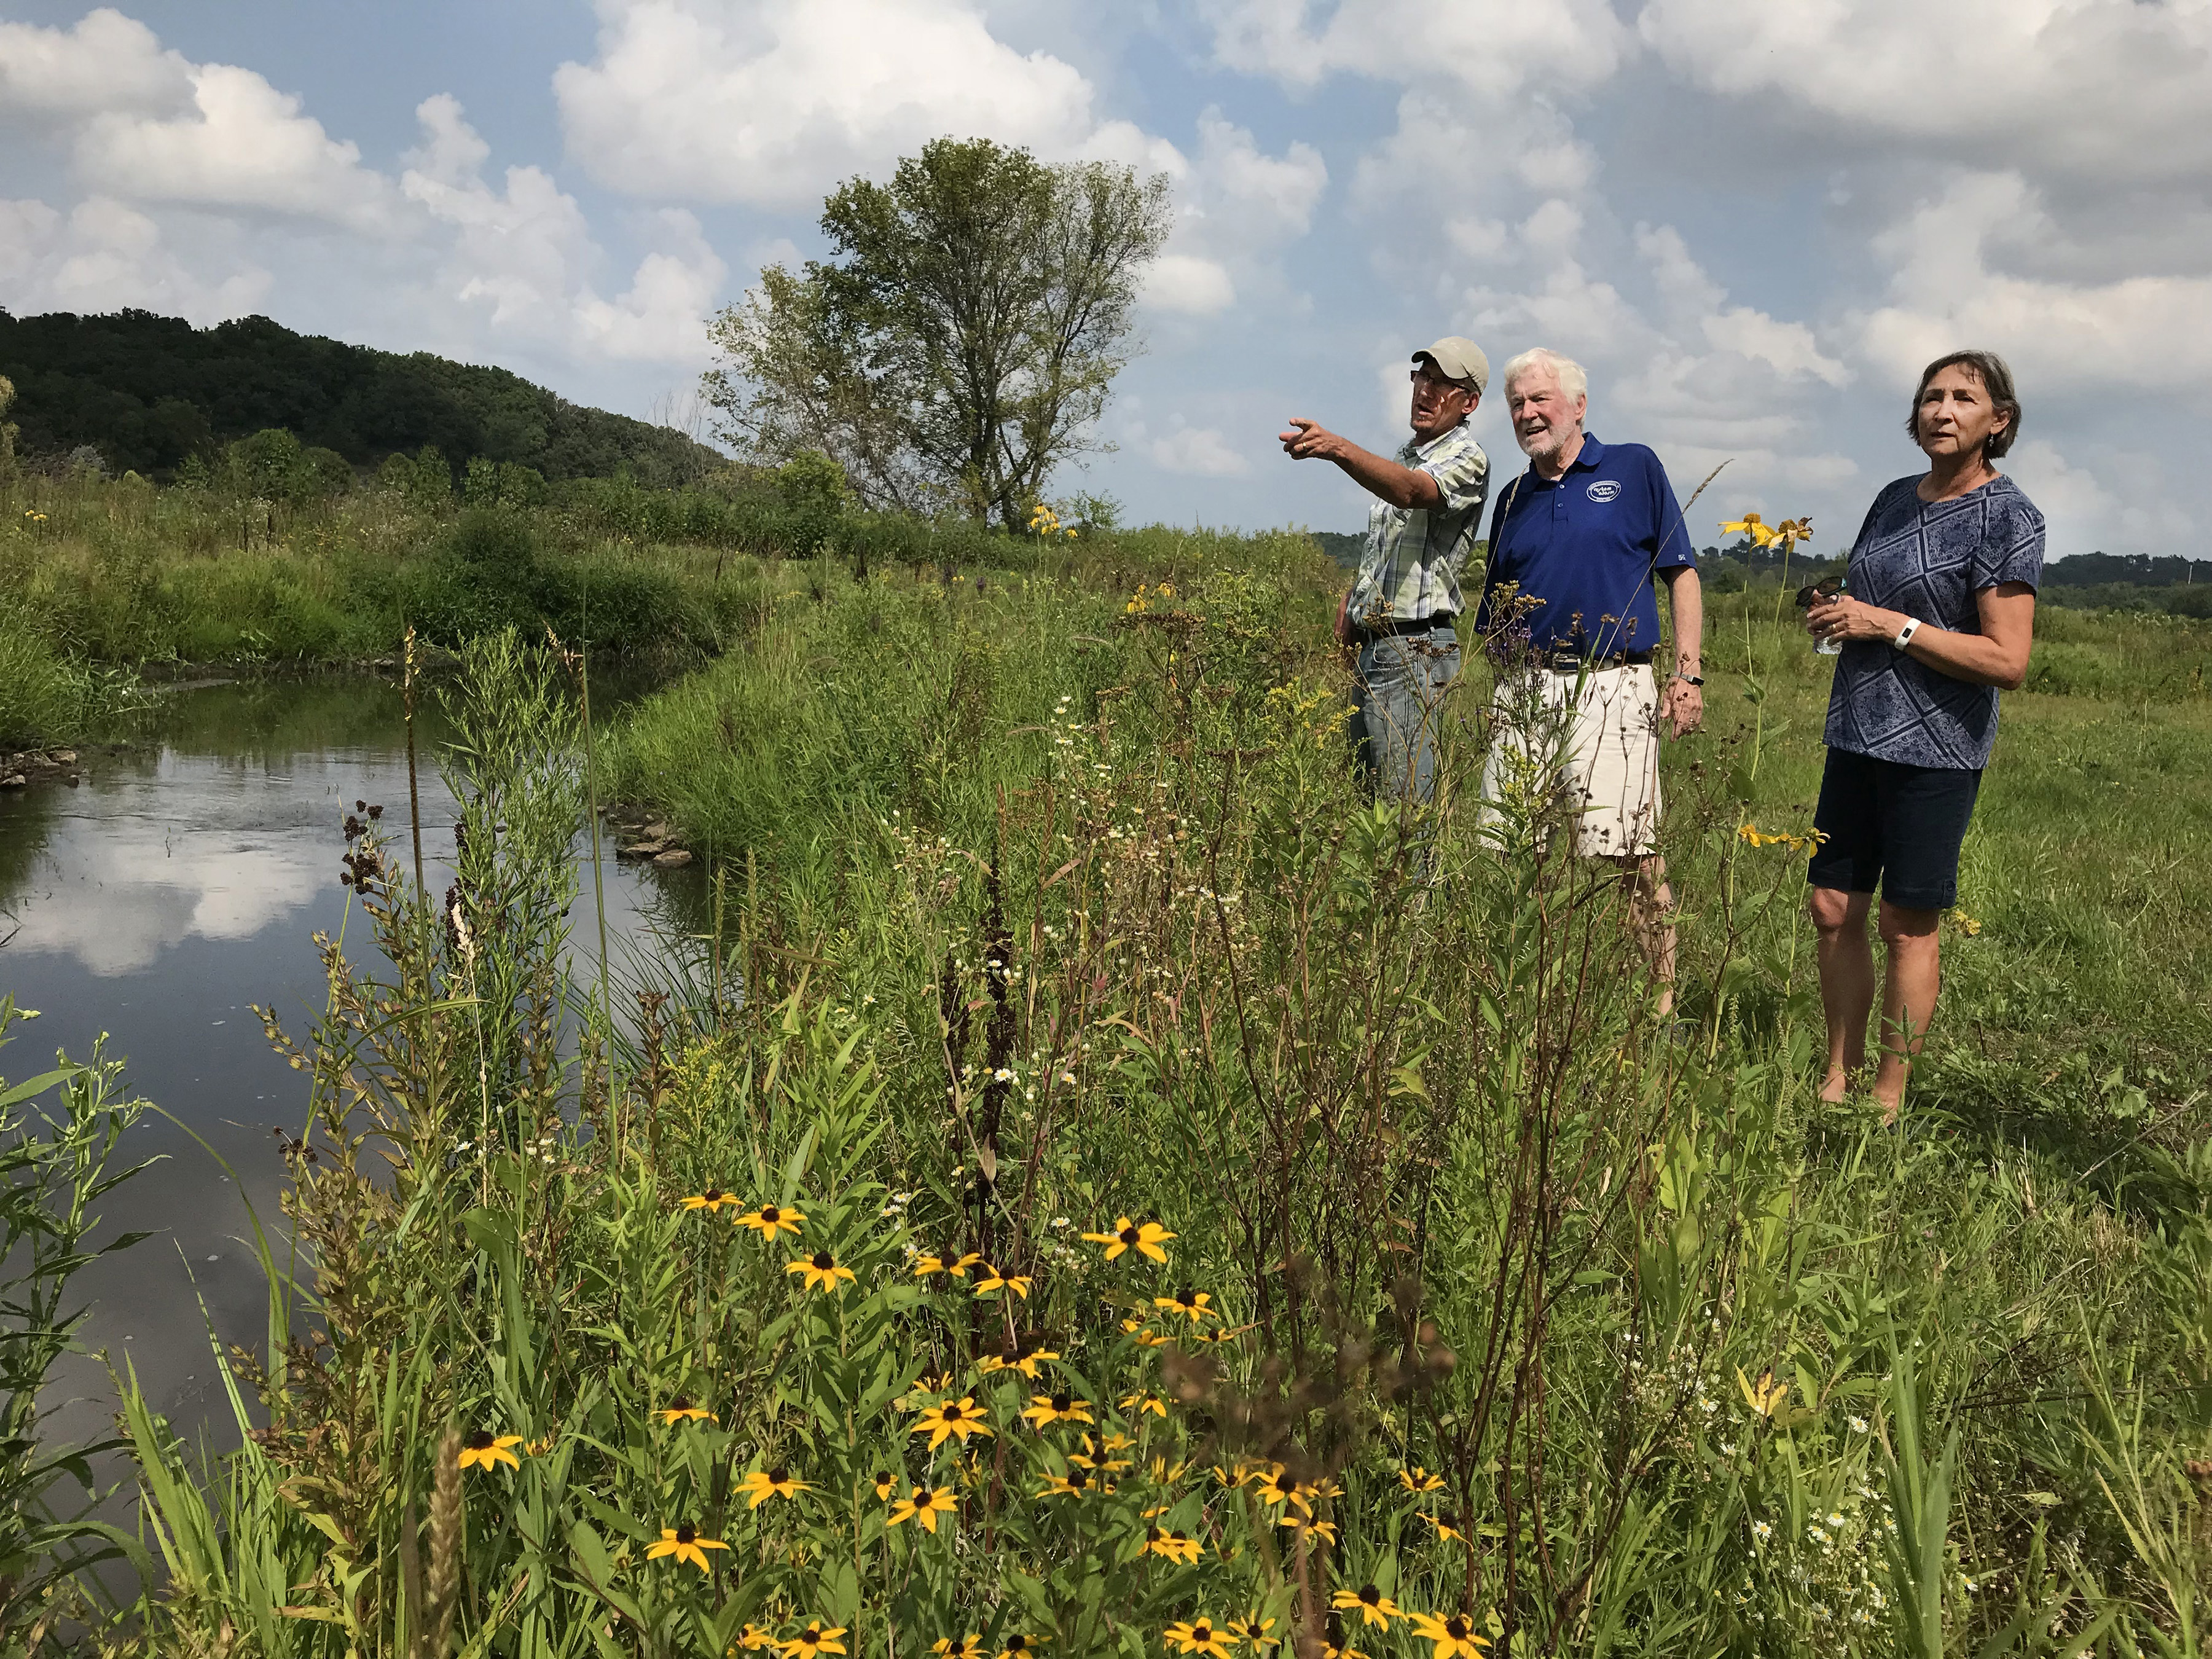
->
xmin=0 ymin=675 xmax=699 ymax=1456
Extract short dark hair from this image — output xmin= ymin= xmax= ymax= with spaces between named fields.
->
xmin=1907 ymin=349 xmax=2021 ymax=460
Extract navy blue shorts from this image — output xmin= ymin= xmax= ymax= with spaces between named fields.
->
xmin=1806 ymin=748 xmax=1982 ymax=912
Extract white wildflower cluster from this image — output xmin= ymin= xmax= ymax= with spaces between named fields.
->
xmin=879 ymin=1188 xmax=917 ymax=1219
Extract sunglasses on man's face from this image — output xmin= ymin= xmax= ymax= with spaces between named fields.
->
xmin=1794 ymin=578 xmax=1841 ymax=609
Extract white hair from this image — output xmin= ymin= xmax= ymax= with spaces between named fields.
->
xmin=1500 ymin=348 xmax=1588 ymax=402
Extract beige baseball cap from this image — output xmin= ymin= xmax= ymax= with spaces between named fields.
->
xmin=1413 ymin=336 xmax=1489 ymax=396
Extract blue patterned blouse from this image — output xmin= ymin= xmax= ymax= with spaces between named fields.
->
xmin=1824 ymin=474 xmax=2044 ymax=771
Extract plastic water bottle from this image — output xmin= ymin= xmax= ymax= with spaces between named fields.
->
xmin=1815 ymin=578 xmax=1845 ymax=656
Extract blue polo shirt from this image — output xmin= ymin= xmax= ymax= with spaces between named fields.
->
xmin=1476 ymin=435 xmax=1693 ymax=657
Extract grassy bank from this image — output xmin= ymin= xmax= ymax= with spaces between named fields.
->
xmin=20 ymin=538 xmax=2189 ymax=1656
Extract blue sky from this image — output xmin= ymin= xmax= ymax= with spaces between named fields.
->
xmin=4 ymin=1 xmax=2207 ymax=557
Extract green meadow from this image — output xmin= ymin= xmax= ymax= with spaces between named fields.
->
xmin=2 ymin=470 xmax=2211 ymax=1656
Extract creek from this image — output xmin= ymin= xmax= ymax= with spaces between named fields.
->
xmin=0 ymin=673 xmax=700 ymax=1459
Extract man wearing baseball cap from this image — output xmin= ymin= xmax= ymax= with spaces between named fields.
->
xmin=1279 ymin=336 xmax=1491 ymax=803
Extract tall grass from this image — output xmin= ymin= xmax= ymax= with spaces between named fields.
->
xmin=68 ymin=544 xmax=2210 ymax=1658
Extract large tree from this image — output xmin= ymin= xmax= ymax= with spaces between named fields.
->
xmin=703 ymin=138 xmax=1172 ymax=528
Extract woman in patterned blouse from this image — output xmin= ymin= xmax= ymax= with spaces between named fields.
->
xmin=1802 ymin=350 xmax=2044 ymax=1121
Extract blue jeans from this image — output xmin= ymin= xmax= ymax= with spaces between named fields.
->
xmin=1349 ymin=628 xmax=1459 ymax=804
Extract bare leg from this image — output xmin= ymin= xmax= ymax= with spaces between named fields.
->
xmin=1872 ymin=901 xmax=1943 ymax=1120
xmin=1611 ymin=854 xmax=1677 ymax=1018
xmin=1809 ymin=886 xmax=1875 ymax=1101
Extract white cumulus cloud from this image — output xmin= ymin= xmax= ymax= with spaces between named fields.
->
xmin=1151 ymin=424 xmax=1250 ymax=477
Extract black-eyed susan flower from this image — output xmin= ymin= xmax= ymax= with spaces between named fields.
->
xmin=1040 ymin=1468 xmax=1096 ymax=1498
xmin=656 ymin=1397 xmax=716 ymax=1426
xmin=888 ymin=1484 xmax=958 ymax=1532
xmin=737 ymin=1624 xmax=777 ymax=1650
xmin=1320 ymin=1614 xmax=1367 ymax=1659
xmin=997 ymin=1636 xmax=1038 ymax=1659
xmin=1081 ymin=1217 xmax=1175 ymax=1263
xmin=1021 ymin=1392 xmax=1093 ymax=1429
xmin=735 ymin=1201 xmax=804 ymax=1237
xmin=680 ymin=1188 xmax=735 ymax=1212
xmin=1164 ymin=1620 xmax=1231 ymax=1659
xmin=1148 ymin=1455 xmax=1189 ymax=1484
xmin=1123 ymin=1318 xmax=1171 ymax=1348
xmin=972 ymin=1261 xmax=1030 ymax=1298
xmin=1736 ymin=1366 xmax=1789 ymax=1419
xmin=455 ymin=1431 xmax=523 ymax=1472
xmin=1408 ymin=1614 xmax=1488 ymax=1659
xmin=1153 ymin=1287 xmax=1218 ymax=1325
xmin=1255 ymin=1469 xmax=1311 ymax=1515
xmin=787 ymin=1250 xmax=857 ymax=1293
xmin=1332 ymin=1587 xmax=1399 ymax=1630
xmin=871 ymin=1470 xmax=898 ymax=1500
xmin=911 ymin=1397 xmax=993 ymax=1451
xmin=1145 ymin=1526 xmax=1202 ymax=1564
xmin=980 ymin=1344 xmax=1059 ymax=1380
xmin=645 ymin=1523 xmax=729 ymax=1573
xmin=915 ymin=1250 xmax=981 ymax=1279
xmin=1399 ymin=1466 xmax=1445 ymax=1493
xmin=1067 ymin=1433 xmax=1131 ymax=1473
xmin=1212 ymin=1460 xmax=1264 ymax=1488
xmin=1281 ymin=1515 xmax=1338 ymax=1546
xmin=737 ymin=1466 xmax=813 ymax=1508
xmin=1121 ymin=1389 xmax=1167 ymax=1418
xmin=1426 ymin=1514 xmax=1465 ymax=1542
xmin=1224 ymin=1617 xmax=1278 ymax=1650
xmin=781 ymin=1623 xmax=848 ymax=1659
xmin=931 ymin=1639 xmax=983 ymax=1659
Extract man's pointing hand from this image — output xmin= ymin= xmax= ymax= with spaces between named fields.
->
xmin=1279 ymin=418 xmax=1346 ymax=462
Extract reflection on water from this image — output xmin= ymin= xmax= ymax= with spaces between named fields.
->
xmin=0 ymin=674 xmax=699 ymax=1456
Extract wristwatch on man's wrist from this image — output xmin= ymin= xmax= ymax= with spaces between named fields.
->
xmin=1673 ymin=671 xmax=1704 ymax=686
xmin=1891 ymin=618 xmax=1921 ymax=651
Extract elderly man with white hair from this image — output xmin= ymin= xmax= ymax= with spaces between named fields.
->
xmin=1474 ymin=348 xmax=1704 ymax=1003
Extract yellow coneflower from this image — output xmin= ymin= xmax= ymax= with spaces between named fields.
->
xmin=1399 ymin=1466 xmax=1445 ymax=1493
xmin=980 ymin=1345 xmax=1059 ymax=1379
xmin=656 ymin=1397 xmax=716 ymax=1426
xmin=645 ymin=1523 xmax=729 ymax=1573
xmin=1040 ymin=1468 xmax=1096 ymax=1498
xmin=1021 ymin=1392 xmax=1094 ymax=1429
xmin=455 ymin=1431 xmax=523 ymax=1472
xmin=911 ymin=1397 xmax=993 ymax=1451
xmin=735 ymin=1201 xmax=804 ymax=1238
xmin=680 ymin=1188 xmax=735 ymax=1212
xmin=888 ymin=1484 xmax=958 ymax=1532
xmin=1120 ymin=1390 xmax=1168 ymax=1418
xmin=737 ymin=1466 xmax=813 ymax=1508
xmin=1144 ymin=1526 xmax=1202 ymax=1564
xmin=1255 ymin=1469 xmax=1311 ymax=1515
xmin=915 ymin=1250 xmax=982 ymax=1279
xmin=1331 ymin=1587 xmax=1399 ymax=1630
xmin=931 ymin=1639 xmax=984 ymax=1659
xmin=1282 ymin=1515 xmax=1338 ymax=1545
xmin=871 ymin=1470 xmax=898 ymax=1500
xmin=781 ymin=1623 xmax=849 ymax=1659
xmin=1080 ymin=1217 xmax=1176 ymax=1263
xmin=1152 ymin=1287 xmax=1217 ymax=1325
xmin=787 ymin=1250 xmax=857 ymax=1293
xmin=1164 ymin=1620 xmax=1231 ymax=1659
xmin=737 ymin=1625 xmax=778 ymax=1650
xmin=1067 ymin=1434 xmax=1131 ymax=1473
xmin=1427 ymin=1514 xmax=1465 ymax=1542
xmin=997 ymin=1635 xmax=1038 ymax=1659
xmin=971 ymin=1262 xmax=1031 ymax=1299
xmin=1408 ymin=1614 xmax=1489 ymax=1659
xmin=1224 ymin=1617 xmax=1279 ymax=1650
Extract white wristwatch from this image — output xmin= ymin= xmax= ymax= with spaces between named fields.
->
xmin=1891 ymin=617 xmax=1921 ymax=651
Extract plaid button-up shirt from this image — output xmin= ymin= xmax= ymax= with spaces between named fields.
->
xmin=1346 ymin=420 xmax=1490 ymax=628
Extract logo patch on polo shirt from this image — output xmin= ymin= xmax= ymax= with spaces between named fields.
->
xmin=1586 ymin=480 xmax=1621 ymax=503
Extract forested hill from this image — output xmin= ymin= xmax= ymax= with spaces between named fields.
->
xmin=0 ymin=308 xmax=721 ymax=484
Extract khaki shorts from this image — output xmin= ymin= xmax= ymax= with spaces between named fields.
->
xmin=1478 ymin=664 xmax=1663 ymax=858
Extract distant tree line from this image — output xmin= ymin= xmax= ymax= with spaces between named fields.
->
xmin=0 ymin=308 xmax=721 ymax=485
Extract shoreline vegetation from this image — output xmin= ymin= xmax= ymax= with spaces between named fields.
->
xmin=0 ymin=456 xmax=2209 ymax=1653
